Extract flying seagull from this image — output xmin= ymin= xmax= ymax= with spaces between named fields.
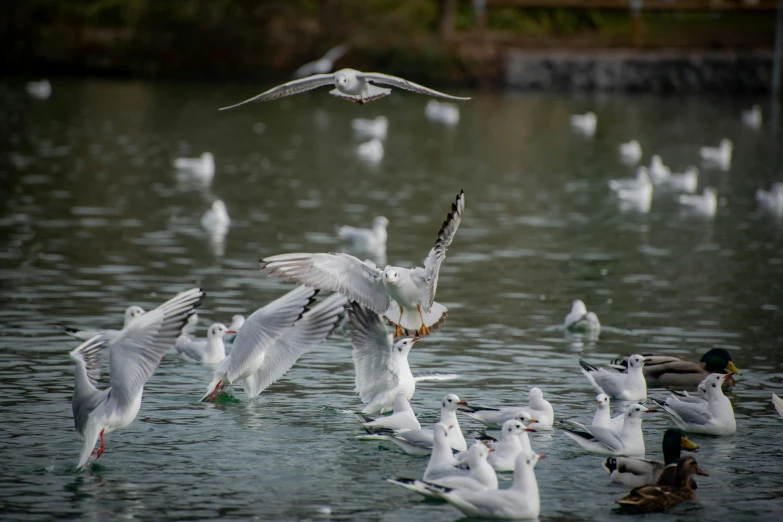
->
xmin=220 ymin=69 xmax=470 ymax=109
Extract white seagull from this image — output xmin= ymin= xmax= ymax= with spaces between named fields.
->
xmin=390 ymin=437 xmax=497 ymax=498
xmin=27 ymin=79 xmax=52 ymax=100
xmin=356 ymin=137 xmax=384 ymax=164
xmin=580 ymin=354 xmax=648 ymax=401
xmin=64 ymin=305 xmax=146 ymax=342
xmin=220 ymin=69 xmax=470 ymax=109
xmin=351 ymin=115 xmax=388 ymax=140
xmin=425 ymin=100 xmax=460 ymax=126
xmin=70 ymin=288 xmax=204 ymax=469
xmin=259 ymin=190 xmax=465 ymax=337
xmin=618 ymin=140 xmax=642 ymax=163
xmin=359 ymin=394 xmax=468 ymax=454
xmin=561 ymin=403 xmax=654 ymax=457
xmin=664 ymin=166 xmax=699 ymax=193
xmin=700 ymin=139 xmax=732 ymax=169
xmin=652 ymin=373 xmax=736 ymax=436
xmin=174 ymin=323 xmax=235 ymax=365
xmin=437 ymin=453 xmax=543 ymax=520
xmin=741 ymin=105 xmax=762 ymax=129
xmin=564 ymin=299 xmax=600 ymax=334
xmin=173 ymin=152 xmax=215 ymax=183
xmin=387 ymin=423 xmax=460 ymax=488
xmin=571 ymin=112 xmax=596 ymax=136
xmin=294 ymin=44 xmax=349 ymax=78
xmin=649 ymin=155 xmax=671 ymax=184
xmin=678 ymin=187 xmax=717 ymax=217
xmin=459 ymin=387 xmax=554 ymax=430
xmin=202 ymin=289 xmax=346 ymax=401
xmin=356 ymin=391 xmax=421 ymax=432
xmin=460 ymin=418 xmax=536 ymax=472
xmin=337 ymin=216 xmax=388 ymax=252
xmin=756 ymin=182 xmax=783 ymax=216
xmin=201 ymin=200 xmax=231 ymax=231
xmin=609 ymin=166 xmax=653 ymax=213
xmin=591 ymin=393 xmax=624 ymax=431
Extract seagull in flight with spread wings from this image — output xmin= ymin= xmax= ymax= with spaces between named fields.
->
xmin=70 ymin=288 xmax=204 ymax=470
xmin=220 ymin=69 xmax=470 ymax=109
xmin=259 ymin=190 xmax=465 ymax=338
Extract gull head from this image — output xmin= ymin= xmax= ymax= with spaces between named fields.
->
xmin=384 ymin=268 xmax=399 ymax=284
xmin=442 ymin=393 xmax=467 ymax=411
xmin=468 ymin=443 xmax=491 ymax=465
xmin=208 ymin=323 xmax=234 ymax=339
xmin=720 ymin=139 xmax=733 ymax=151
xmin=517 ymin=453 xmax=545 ymax=472
xmin=373 ymin=216 xmax=389 ymax=229
xmin=393 ymin=336 xmax=418 ymax=355
xmin=627 ymin=354 xmax=647 ymax=370
xmin=570 ymin=300 xmax=588 ymax=315
xmin=125 ymin=305 xmax=146 ymax=324
xmin=334 ymin=70 xmax=356 ymax=89
xmin=596 ymin=393 xmax=610 ymax=408
xmin=704 ymin=372 xmax=731 ymax=393
xmin=513 ymin=411 xmax=535 ymax=424
xmin=625 ymin=403 xmax=655 ymax=420
xmin=503 ymin=419 xmax=526 ymax=437
xmin=528 ymin=387 xmax=544 ymax=403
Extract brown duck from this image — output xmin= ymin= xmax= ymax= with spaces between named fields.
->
xmin=616 ymin=456 xmax=708 ymax=513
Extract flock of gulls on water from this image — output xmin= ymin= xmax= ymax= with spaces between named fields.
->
xmin=36 ymin=46 xmax=781 ymax=520
xmin=570 ymin=108 xmax=783 ymax=217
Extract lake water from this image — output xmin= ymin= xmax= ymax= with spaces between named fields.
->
xmin=1 ymin=78 xmax=782 ymax=521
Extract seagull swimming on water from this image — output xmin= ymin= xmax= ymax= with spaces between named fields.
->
xmin=219 ymin=69 xmax=470 ymax=109
xmin=259 ymin=190 xmax=465 ymax=338
xmin=70 ymin=288 xmax=204 ymax=470
xmin=580 ymin=354 xmax=648 ymax=401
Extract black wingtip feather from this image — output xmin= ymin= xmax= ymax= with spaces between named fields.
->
xmin=579 ymin=359 xmax=599 ymax=372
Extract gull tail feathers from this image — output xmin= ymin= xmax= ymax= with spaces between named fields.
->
xmin=383 ymin=300 xmax=447 ymax=336
xmin=580 ymin=367 xmax=604 ymax=394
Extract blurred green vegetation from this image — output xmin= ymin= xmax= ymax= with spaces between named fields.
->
xmin=1 ymin=0 xmax=775 ymax=84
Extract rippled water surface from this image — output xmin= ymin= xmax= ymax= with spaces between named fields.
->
xmin=1 ymin=79 xmax=782 ymax=521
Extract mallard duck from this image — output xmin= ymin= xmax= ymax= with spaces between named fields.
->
xmin=616 ymin=456 xmax=708 ymax=513
xmin=603 ymin=428 xmax=698 ymax=487
xmin=610 ymin=348 xmax=740 ymax=389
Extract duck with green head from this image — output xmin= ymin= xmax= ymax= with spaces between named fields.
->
xmin=616 ymin=456 xmax=708 ymax=513
xmin=612 ymin=348 xmax=740 ymax=389
xmin=603 ymin=428 xmax=698 ymax=488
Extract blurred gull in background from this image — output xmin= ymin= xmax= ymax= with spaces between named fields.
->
xmin=756 ymin=182 xmax=783 ymax=216
xmin=609 ymin=166 xmax=653 ymax=213
xmin=700 ymin=139 xmax=732 ymax=170
xmin=741 ymin=105 xmax=762 ymax=129
xmin=648 ymin=155 xmax=671 ymax=184
xmin=618 ymin=139 xmax=642 ymax=163
xmin=351 ymin=115 xmax=388 ymax=140
xmin=563 ymin=299 xmax=600 ymax=335
xmin=27 ymin=79 xmax=52 ymax=100
xmin=570 ymin=112 xmax=596 ymax=136
xmin=356 ymin=138 xmax=384 ymax=164
xmin=175 ymin=323 xmax=234 ymax=366
xmin=425 ymin=100 xmax=460 ymax=126
xmin=174 ymin=152 xmax=215 ymax=184
xmin=337 ymin=216 xmax=388 ymax=252
xmin=294 ymin=44 xmax=349 ymax=78
xmin=678 ymin=187 xmax=717 ymax=217
xmin=663 ymin=166 xmax=699 ymax=193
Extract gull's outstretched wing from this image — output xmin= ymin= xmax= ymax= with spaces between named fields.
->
xmin=411 ymin=190 xmax=465 ymax=311
xmin=241 ymin=293 xmax=348 ymax=397
xmin=223 ymin=286 xmax=318 ymax=383
xmin=71 ymin=335 xmax=110 ymax=436
xmin=108 ymin=288 xmax=205 ymax=409
xmin=259 ymin=253 xmax=388 ymax=313
xmin=361 ymin=73 xmax=471 ymax=101
xmin=220 ymin=74 xmax=336 ymax=110
xmin=349 ymin=302 xmax=396 ymax=403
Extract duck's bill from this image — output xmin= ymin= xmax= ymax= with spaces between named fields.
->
xmin=726 ymin=361 xmax=742 ymax=375
xmin=695 ymin=465 xmax=709 ymax=476
xmin=680 ymin=436 xmax=699 ymax=451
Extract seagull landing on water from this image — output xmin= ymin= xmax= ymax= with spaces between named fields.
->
xmin=259 ymin=190 xmax=465 ymax=338
xmin=70 ymin=288 xmax=205 ymax=470
xmin=219 ymin=69 xmax=470 ymax=109
xmin=294 ymin=44 xmax=349 ymax=79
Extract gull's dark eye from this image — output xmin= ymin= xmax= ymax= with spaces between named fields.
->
xmin=712 ymin=384 xmax=717 ymax=388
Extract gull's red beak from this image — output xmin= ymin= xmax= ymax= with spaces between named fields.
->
xmin=226 ymin=330 xmax=236 ymax=334
xmin=537 ymin=454 xmax=546 ymax=460
xmin=524 ymin=428 xmax=536 ymax=432
xmin=457 ymin=400 xmax=468 ymax=406
xmin=412 ymin=336 xmax=421 ymax=343
xmin=645 ymin=408 xmax=658 ymax=413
